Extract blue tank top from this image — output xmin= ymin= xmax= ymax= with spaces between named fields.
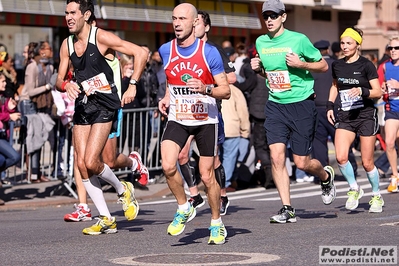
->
xmin=385 ymin=61 xmax=399 ymax=112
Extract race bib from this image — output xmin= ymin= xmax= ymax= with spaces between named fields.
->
xmin=266 ymin=70 xmax=292 ymax=92
xmin=81 ymin=73 xmax=111 ymax=95
xmin=175 ymin=96 xmax=208 ymax=121
xmin=339 ymin=90 xmax=364 ymax=111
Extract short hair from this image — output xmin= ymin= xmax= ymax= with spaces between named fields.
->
xmin=66 ymin=0 xmax=95 ymax=24
xmin=235 ymin=42 xmax=247 ymax=55
xmin=198 ymin=10 xmax=211 ymax=28
xmin=389 ymin=36 xmax=399 ymax=42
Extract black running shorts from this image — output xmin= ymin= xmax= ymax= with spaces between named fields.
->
xmin=336 ymin=107 xmax=379 ymax=136
xmin=161 ymin=121 xmax=217 ymax=157
xmin=73 ymin=94 xmax=117 ymax=125
xmin=265 ymin=99 xmax=318 ymax=156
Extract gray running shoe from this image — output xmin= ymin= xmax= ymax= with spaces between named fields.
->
xmin=270 ymin=207 xmax=297 ymax=223
xmin=321 ymin=165 xmax=336 ymax=205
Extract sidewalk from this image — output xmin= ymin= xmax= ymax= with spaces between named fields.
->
xmin=0 ymin=178 xmax=172 ymax=211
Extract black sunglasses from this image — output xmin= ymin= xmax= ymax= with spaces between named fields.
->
xmin=388 ymin=46 xmax=399 ymax=51
xmin=262 ymin=12 xmax=282 ymax=20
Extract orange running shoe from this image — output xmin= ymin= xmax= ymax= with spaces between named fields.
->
xmin=387 ymin=175 xmax=398 ymax=193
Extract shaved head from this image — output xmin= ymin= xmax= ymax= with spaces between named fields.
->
xmin=172 ymin=3 xmax=198 ymax=46
xmin=174 ymin=3 xmax=197 ymax=20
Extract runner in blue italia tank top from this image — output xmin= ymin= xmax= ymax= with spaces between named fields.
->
xmin=327 ymin=27 xmax=383 ymax=213
xmin=380 ymin=36 xmax=399 ymax=193
xmin=55 ymin=0 xmax=148 ymax=235
xmin=250 ymin=0 xmax=336 ymax=224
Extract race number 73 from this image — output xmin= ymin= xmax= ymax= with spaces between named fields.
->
xmin=178 ymin=102 xmax=205 ymax=113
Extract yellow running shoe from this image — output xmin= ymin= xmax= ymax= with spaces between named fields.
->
xmin=369 ymin=195 xmax=384 ymax=213
xmin=208 ymin=222 xmax=227 ymax=245
xmin=387 ymin=175 xmax=398 ymax=193
xmin=167 ymin=205 xmax=196 ymax=236
xmin=82 ymin=216 xmax=117 ymax=235
xmin=118 ymin=181 xmax=139 ymax=221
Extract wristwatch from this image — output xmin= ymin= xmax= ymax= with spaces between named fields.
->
xmin=205 ymin=85 xmax=213 ymax=95
xmin=129 ymin=79 xmax=138 ymax=86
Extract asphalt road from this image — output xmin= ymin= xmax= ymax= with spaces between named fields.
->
xmin=1 ymin=175 xmax=398 ymax=266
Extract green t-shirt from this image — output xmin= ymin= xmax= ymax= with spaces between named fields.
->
xmin=256 ymin=29 xmax=322 ymax=104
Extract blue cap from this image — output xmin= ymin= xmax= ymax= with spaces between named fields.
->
xmin=313 ymin=40 xmax=330 ymax=50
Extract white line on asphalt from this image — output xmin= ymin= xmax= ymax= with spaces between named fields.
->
xmin=140 ymin=178 xmax=390 ymax=205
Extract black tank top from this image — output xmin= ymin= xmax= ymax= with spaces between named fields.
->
xmin=67 ymin=26 xmax=120 ymax=110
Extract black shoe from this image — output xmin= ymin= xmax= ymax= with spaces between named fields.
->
xmin=188 ymin=194 xmax=205 ymax=209
xmin=133 ymin=180 xmax=149 ymax=191
xmin=270 ymin=206 xmax=297 ymax=223
xmin=220 ymin=196 xmax=230 ymax=216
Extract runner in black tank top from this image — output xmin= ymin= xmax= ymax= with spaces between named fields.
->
xmin=55 ymin=0 xmax=148 ymax=235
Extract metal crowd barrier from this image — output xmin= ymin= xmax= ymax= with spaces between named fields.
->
xmin=5 ymin=107 xmax=163 ymax=197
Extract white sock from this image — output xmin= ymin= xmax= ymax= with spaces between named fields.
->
xmin=79 ymin=203 xmax=89 ymax=211
xmin=211 ymin=218 xmax=222 ymax=224
xmin=178 ymin=201 xmax=190 ymax=212
xmin=349 ymin=183 xmax=359 ymax=191
xmin=372 ymin=191 xmax=381 ymax=197
xmin=82 ymin=175 xmax=111 ymax=219
xmin=130 ymin=157 xmax=138 ymax=171
xmin=98 ymin=164 xmax=125 ymax=195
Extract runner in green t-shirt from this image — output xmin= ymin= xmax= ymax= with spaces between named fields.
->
xmin=250 ymin=0 xmax=337 ymax=224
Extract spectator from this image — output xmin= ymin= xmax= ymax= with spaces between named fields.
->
xmin=38 ymin=41 xmax=66 ymax=179
xmin=233 ymin=43 xmax=258 ymax=105
xmin=222 ymin=40 xmax=232 ymax=48
xmin=233 ymin=42 xmax=247 ymax=83
xmin=120 ymin=53 xmax=142 ymax=153
xmin=0 ymin=52 xmax=19 ymax=99
xmin=378 ymin=45 xmax=391 ymax=67
xmin=224 ymin=46 xmax=237 ymax=65
xmin=19 ymin=42 xmax=56 ymax=182
xmin=0 ymin=72 xmax=21 ymax=192
xmin=139 ymin=46 xmax=159 ymax=108
xmin=150 ymin=50 xmax=166 ymax=101
xmin=221 ymin=84 xmax=250 ymax=192
xmin=331 ymin=41 xmax=344 ymax=60
xmin=248 ymin=73 xmax=273 ymax=188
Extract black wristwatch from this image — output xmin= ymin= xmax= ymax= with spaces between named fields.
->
xmin=129 ymin=79 xmax=138 ymax=85
xmin=205 ymin=85 xmax=213 ymax=95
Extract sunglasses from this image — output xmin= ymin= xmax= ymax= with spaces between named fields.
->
xmin=262 ymin=12 xmax=282 ymax=20
xmin=388 ymin=46 xmax=399 ymax=51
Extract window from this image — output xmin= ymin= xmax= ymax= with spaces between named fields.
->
xmin=312 ymin=10 xmax=331 ymax=21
